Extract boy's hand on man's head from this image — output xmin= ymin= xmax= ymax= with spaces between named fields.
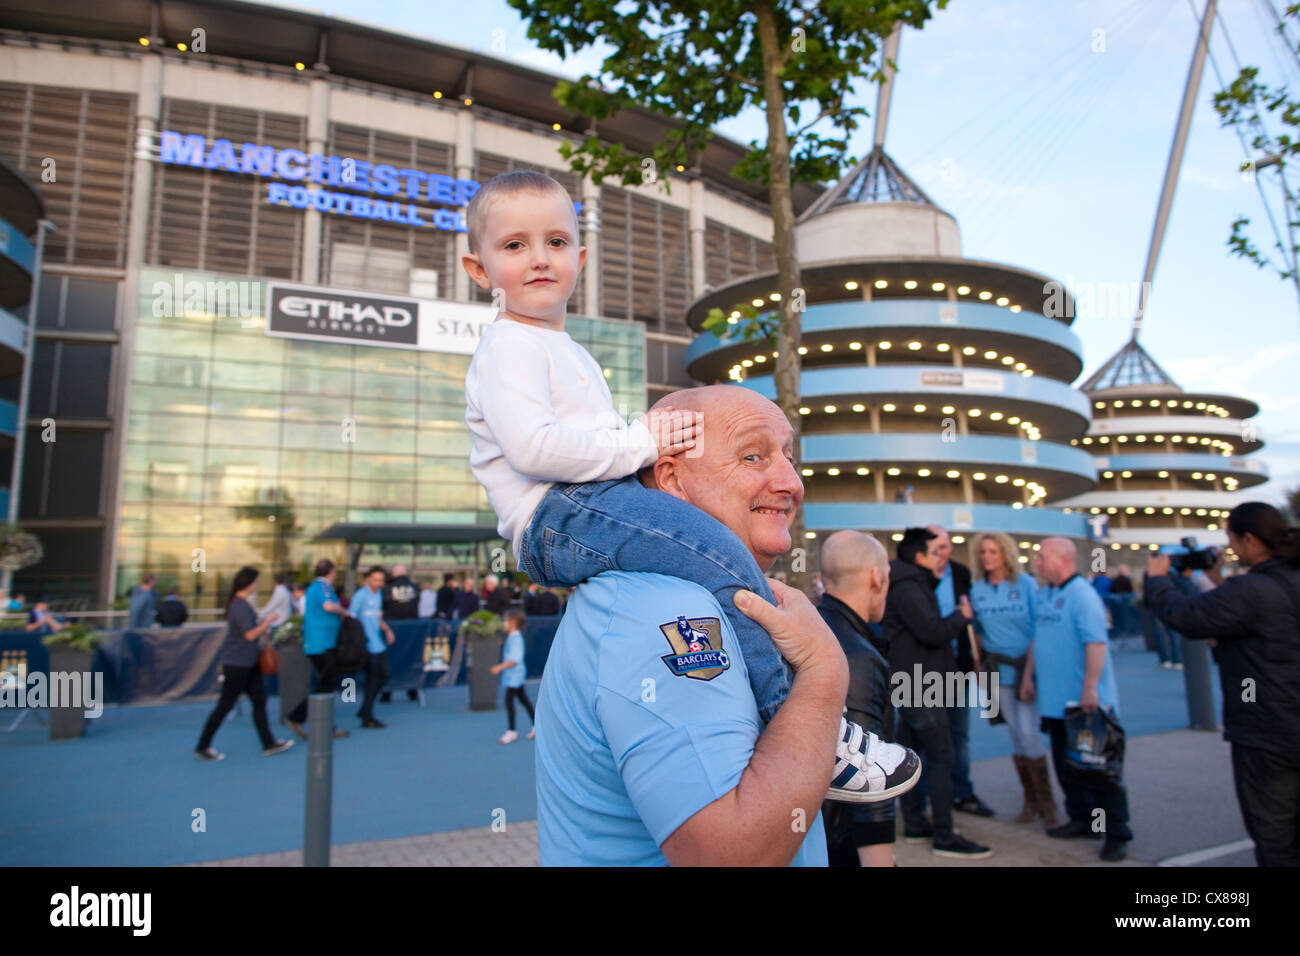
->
xmin=643 ymin=405 xmax=703 ymax=458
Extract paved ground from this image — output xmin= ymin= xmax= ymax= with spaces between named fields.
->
xmin=3 ymin=637 xmax=1249 ymax=866
xmin=196 ymin=727 xmax=1250 ymax=867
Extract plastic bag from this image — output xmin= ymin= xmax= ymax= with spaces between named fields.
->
xmin=1063 ymin=705 xmax=1125 ymax=783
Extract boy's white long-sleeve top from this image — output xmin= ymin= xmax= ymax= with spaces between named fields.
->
xmin=465 ymin=318 xmax=659 ymax=561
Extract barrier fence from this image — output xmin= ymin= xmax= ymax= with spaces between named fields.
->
xmin=0 ymin=616 xmax=562 ymax=706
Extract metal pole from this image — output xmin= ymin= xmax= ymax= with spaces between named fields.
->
xmin=1181 ymin=633 xmax=1219 ymax=731
xmin=303 ymin=692 xmax=334 ymax=866
xmin=1131 ymin=0 xmax=1218 ymax=340
xmin=872 ymin=24 xmax=903 ymax=150
xmin=4 ymin=219 xmax=54 ymax=598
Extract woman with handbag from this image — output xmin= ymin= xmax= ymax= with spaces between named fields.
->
xmin=195 ymin=566 xmax=295 ymax=760
xmin=969 ymin=532 xmax=1058 ymax=828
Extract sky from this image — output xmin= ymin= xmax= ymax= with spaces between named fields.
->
xmin=274 ymin=0 xmax=1300 ymax=508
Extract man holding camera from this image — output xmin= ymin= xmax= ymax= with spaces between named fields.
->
xmin=1146 ymin=502 xmax=1300 ymax=867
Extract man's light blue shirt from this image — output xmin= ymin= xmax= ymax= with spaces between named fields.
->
xmin=303 ymin=578 xmax=341 ymax=655
xmin=935 ymin=563 xmax=956 ymax=616
xmin=351 ymin=586 xmax=386 ymax=653
xmin=1032 ymin=575 xmax=1120 ymax=720
xmin=535 ymin=571 xmax=827 ymax=867
xmin=970 ymin=574 xmax=1038 ymax=685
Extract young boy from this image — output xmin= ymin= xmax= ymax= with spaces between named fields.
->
xmin=462 ymin=170 xmax=918 ymax=802
xmin=491 ymin=609 xmax=534 ymax=744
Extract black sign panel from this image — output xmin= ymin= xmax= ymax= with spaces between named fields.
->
xmin=265 ymin=283 xmax=420 ymax=347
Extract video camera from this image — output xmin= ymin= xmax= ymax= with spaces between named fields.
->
xmin=1161 ymin=535 xmax=1222 ymax=573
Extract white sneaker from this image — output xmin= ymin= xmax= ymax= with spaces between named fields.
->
xmin=527 ymin=728 xmax=536 ymax=740
xmin=827 ymin=717 xmax=922 ymax=803
xmin=498 ymin=730 xmax=518 ymax=744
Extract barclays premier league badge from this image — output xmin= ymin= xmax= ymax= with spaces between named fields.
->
xmin=659 ymin=615 xmax=730 ymax=681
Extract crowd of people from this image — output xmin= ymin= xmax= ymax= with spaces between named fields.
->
xmin=189 ymin=558 xmax=568 ymax=759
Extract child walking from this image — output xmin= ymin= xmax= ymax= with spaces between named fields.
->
xmin=462 ymin=170 xmax=918 ymax=802
xmin=492 ymin=609 xmax=534 ymax=744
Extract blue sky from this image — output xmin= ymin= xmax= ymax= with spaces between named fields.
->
xmin=275 ymin=0 xmax=1300 ymax=507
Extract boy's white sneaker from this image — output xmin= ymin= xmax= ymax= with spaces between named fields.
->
xmin=498 ymin=730 xmax=518 ymax=744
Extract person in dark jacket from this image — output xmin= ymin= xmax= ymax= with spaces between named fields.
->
xmin=882 ymin=527 xmax=988 ymax=858
xmin=818 ymin=530 xmax=919 ymax=867
xmin=483 ymin=573 xmax=512 ymax=615
xmin=453 ymin=576 xmax=481 ymax=619
xmin=435 ymin=573 xmax=458 ymax=618
xmin=155 ymin=586 xmax=189 ymax=627
xmin=1146 ymin=501 xmax=1300 ymax=867
xmin=925 ymin=524 xmax=992 ymax=818
xmin=523 ymin=582 xmax=561 ymax=616
xmin=382 ymin=564 xmax=420 ymax=619
xmin=195 ymin=567 xmax=293 ymax=760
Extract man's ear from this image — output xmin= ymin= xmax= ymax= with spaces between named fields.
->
xmin=652 ymin=454 xmax=688 ymax=502
xmin=461 ymin=252 xmax=492 ymax=290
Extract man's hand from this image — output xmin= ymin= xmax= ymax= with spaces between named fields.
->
xmin=734 ymin=579 xmax=846 ymax=678
xmin=642 ymin=405 xmax=702 ymax=458
xmin=1019 ymin=674 xmax=1035 ymax=703
xmin=958 ymin=594 xmax=974 ymax=620
xmin=1080 ymin=684 xmax=1100 ymax=713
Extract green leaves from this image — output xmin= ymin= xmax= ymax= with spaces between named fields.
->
xmin=507 ymin=0 xmax=945 ymax=193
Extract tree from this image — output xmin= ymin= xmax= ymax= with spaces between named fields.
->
xmin=508 ymin=0 xmax=946 ymax=591
xmin=233 ymin=487 xmax=300 ymax=573
xmin=1212 ymin=2 xmax=1300 ymax=303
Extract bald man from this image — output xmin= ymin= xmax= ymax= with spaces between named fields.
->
xmin=531 ymin=386 xmax=919 ymax=865
xmin=1028 ymin=536 xmax=1130 ymax=862
xmin=817 ymin=531 xmax=919 ymax=867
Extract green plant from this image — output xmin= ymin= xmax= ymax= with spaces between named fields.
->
xmin=457 ymin=609 xmax=502 ymax=639
xmin=0 ymin=615 xmax=28 ymax=631
xmin=110 ymin=596 xmax=129 ymax=611
xmin=272 ymin=613 xmax=304 ymax=647
xmin=41 ymin=621 xmax=105 ymax=653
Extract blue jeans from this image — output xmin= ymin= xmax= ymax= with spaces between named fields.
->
xmin=519 ymin=477 xmax=792 ymax=723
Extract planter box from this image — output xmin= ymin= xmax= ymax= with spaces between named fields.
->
xmin=466 ymin=631 xmax=502 ymax=711
xmin=277 ymin=642 xmax=310 ymax=725
xmin=47 ymin=646 xmax=93 ymax=741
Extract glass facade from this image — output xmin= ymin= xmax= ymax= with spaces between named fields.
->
xmin=119 ymin=267 xmax=645 ymax=606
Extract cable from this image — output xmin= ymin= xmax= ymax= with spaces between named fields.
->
xmin=1198 ymin=0 xmax=1300 ymax=307
xmin=915 ymin=0 xmax=1154 ymax=163
xmin=1262 ymin=0 xmax=1300 ymax=79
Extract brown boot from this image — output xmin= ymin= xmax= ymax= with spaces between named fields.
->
xmin=1027 ymin=756 xmax=1059 ymax=828
xmin=1011 ymin=755 xmax=1035 ymax=823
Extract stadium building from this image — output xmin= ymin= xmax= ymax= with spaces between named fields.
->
xmin=686 ymin=146 xmax=1098 ymax=568
xmin=0 ymin=0 xmax=821 ymax=607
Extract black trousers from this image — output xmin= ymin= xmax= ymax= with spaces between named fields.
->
xmin=504 ymin=685 xmax=534 ymax=731
xmin=359 ymin=650 xmax=390 ymax=722
xmin=895 ymin=705 xmax=955 ymax=839
xmin=198 ymin=665 xmax=275 ymax=750
xmin=287 ymin=648 xmax=340 ymax=724
xmin=1044 ymin=716 xmax=1133 ymax=841
xmin=1231 ymin=743 xmax=1300 ymax=867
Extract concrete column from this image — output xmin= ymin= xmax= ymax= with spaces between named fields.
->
xmin=961 ymin=473 xmax=974 ymax=504
xmin=103 ymin=51 xmax=163 ymax=605
xmin=454 ymin=107 xmax=475 ymax=301
xmin=583 ymin=173 xmax=600 ymax=316
xmin=300 ymin=75 xmax=330 ymax=285
xmin=688 ymin=177 xmax=705 ymax=303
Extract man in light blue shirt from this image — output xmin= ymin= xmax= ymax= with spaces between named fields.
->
xmin=535 ymin=385 xmax=848 ymax=866
xmin=127 ymin=573 xmax=157 ymax=629
xmin=1026 ymin=537 xmax=1130 ymax=862
xmin=352 ymin=566 xmax=395 ymax=729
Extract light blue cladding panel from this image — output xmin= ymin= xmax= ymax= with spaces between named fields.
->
xmin=801 ymin=432 xmax=1097 ymax=482
xmin=686 ymin=299 xmax=1084 ymax=369
xmin=804 ymin=501 xmax=1093 ymax=538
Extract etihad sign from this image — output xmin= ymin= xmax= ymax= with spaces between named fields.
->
xmin=266 ymin=282 xmax=492 ymax=355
